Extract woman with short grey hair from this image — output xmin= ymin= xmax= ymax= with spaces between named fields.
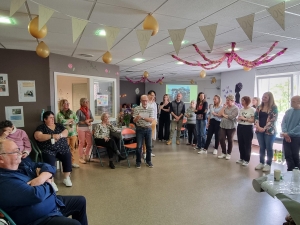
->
xmin=185 ymin=100 xmax=197 ymax=146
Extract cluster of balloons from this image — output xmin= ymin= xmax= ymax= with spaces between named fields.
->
xmin=28 ymin=16 xmax=50 ymax=58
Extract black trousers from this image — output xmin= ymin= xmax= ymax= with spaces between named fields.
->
xmin=94 ymin=138 xmax=118 ymax=160
xmin=158 ymin=117 xmax=170 ymax=141
xmin=237 ymin=124 xmax=253 ymax=162
xmin=40 ymin=196 xmax=88 ymax=225
xmin=42 ymin=151 xmax=72 ymax=173
xmin=219 ymin=128 xmax=236 ymax=155
xmin=186 ymin=123 xmax=197 ymax=144
xmin=204 ymin=119 xmax=220 ymax=150
xmin=283 ymin=137 xmax=300 ymax=171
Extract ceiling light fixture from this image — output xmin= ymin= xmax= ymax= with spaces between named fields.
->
xmin=95 ymin=29 xmax=106 ymax=36
xmin=0 ymin=17 xmax=15 ymax=24
xmin=177 ymin=62 xmax=184 ymax=64
xmin=78 ymin=53 xmax=94 ymax=57
xmin=133 ymin=58 xmax=145 ymax=62
xmin=169 ymin=40 xmax=189 ymax=45
xmin=226 ymin=48 xmax=240 ymax=52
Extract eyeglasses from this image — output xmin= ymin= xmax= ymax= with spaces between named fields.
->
xmin=0 ymin=148 xmax=22 ymax=155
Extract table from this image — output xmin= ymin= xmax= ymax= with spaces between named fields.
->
xmin=253 ymin=172 xmax=300 ymax=224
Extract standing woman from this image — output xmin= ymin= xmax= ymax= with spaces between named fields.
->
xmin=236 ymin=96 xmax=255 ymax=166
xmin=202 ymin=95 xmax=222 ymax=155
xmin=254 ymin=92 xmax=278 ymax=172
xmin=158 ymin=94 xmax=171 ymax=141
xmin=147 ymin=90 xmax=157 ymax=157
xmin=57 ymin=99 xmax=79 ymax=168
xmin=217 ymin=94 xmax=239 ymax=160
xmin=252 ymin=97 xmax=261 ymax=109
xmin=185 ymin=100 xmax=197 ymax=146
xmin=76 ymin=98 xmax=94 ymax=164
xmin=194 ymin=92 xmax=208 ymax=152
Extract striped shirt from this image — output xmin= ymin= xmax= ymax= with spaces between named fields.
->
xmin=133 ymin=105 xmax=154 ymax=127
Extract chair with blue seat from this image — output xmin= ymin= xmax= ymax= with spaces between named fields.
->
xmin=121 ymin=128 xmax=137 ymax=167
xmin=0 ymin=208 xmax=16 ymax=225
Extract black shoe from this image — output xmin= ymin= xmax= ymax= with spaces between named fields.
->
xmin=109 ymin=161 xmax=115 ymax=169
xmin=118 ymin=155 xmax=127 ymax=161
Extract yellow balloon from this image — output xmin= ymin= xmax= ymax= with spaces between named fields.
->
xmin=28 ymin=16 xmax=47 ymax=39
xmin=102 ymin=51 xmax=112 ymax=64
xmin=200 ymin=70 xmax=206 ymax=78
xmin=36 ymin=41 xmax=50 ymax=58
xmin=143 ymin=14 xmax=159 ymax=36
xmin=211 ymin=77 xmax=216 ymax=84
xmin=159 ymin=81 xmax=163 ymax=85
xmin=243 ymin=66 xmax=251 ymax=71
xmin=143 ymin=71 xmax=149 ymax=78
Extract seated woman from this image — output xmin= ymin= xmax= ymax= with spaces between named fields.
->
xmin=34 ymin=111 xmax=72 ymax=189
xmin=94 ymin=113 xmax=126 ymax=169
xmin=0 ymin=120 xmax=31 ymax=159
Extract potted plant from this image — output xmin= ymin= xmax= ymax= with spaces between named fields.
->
xmin=123 ymin=110 xmax=131 ymax=127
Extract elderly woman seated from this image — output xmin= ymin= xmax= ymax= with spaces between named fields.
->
xmin=34 ymin=111 xmax=72 ymax=190
xmin=0 ymin=120 xmax=31 ymax=160
xmin=94 ymin=113 xmax=126 ymax=169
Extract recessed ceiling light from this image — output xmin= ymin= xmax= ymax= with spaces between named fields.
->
xmin=177 ymin=62 xmax=184 ymax=64
xmin=133 ymin=58 xmax=144 ymax=62
xmin=226 ymin=48 xmax=240 ymax=52
xmin=95 ymin=29 xmax=106 ymax=36
xmin=169 ymin=40 xmax=189 ymax=45
xmin=78 ymin=53 xmax=94 ymax=57
xmin=0 ymin=17 xmax=15 ymax=24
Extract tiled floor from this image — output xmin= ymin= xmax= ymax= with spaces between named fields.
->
xmin=55 ymin=139 xmax=288 ymax=225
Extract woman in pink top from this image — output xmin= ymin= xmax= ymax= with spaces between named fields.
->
xmin=0 ymin=120 xmax=31 ymax=159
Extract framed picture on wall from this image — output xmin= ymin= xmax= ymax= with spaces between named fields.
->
xmin=0 ymin=74 xmax=9 ymax=96
xmin=18 ymin=80 xmax=36 ymax=102
xmin=5 ymin=106 xmax=24 ymax=127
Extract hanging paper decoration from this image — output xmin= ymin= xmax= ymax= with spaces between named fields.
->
xmin=125 ymin=76 xmax=164 ymax=84
xmin=236 ymin=14 xmax=255 ymax=42
xmin=199 ymin=23 xmax=218 ymax=51
xmin=168 ymin=29 xmax=186 ymax=55
xmin=38 ymin=4 xmax=54 ymax=31
xmin=68 ymin=63 xmax=73 ymax=69
xmin=105 ymin=26 xmax=120 ymax=51
xmin=10 ymin=0 xmax=26 ymax=17
xmin=171 ymin=41 xmax=287 ymax=69
xmin=136 ymin=30 xmax=152 ymax=54
xmin=72 ymin=17 xmax=88 ymax=43
xmin=267 ymin=2 xmax=285 ymax=31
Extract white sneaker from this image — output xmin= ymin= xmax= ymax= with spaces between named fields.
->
xmin=236 ymin=159 xmax=243 ymax=164
xmin=151 ymin=153 xmax=155 ymax=157
xmin=262 ymin=164 xmax=271 ymax=172
xmin=51 ymin=182 xmax=58 ymax=192
xmin=218 ymin=153 xmax=226 ymax=159
xmin=63 ymin=176 xmax=73 ymax=187
xmin=79 ymin=158 xmax=86 ymax=164
xmin=242 ymin=161 xmax=249 ymax=167
xmin=255 ymin=163 xmax=264 ymax=170
xmin=198 ymin=150 xmax=207 ymax=154
xmin=213 ymin=149 xmax=218 ymax=155
xmin=72 ymin=163 xmax=80 ymax=168
xmin=225 ymin=154 xmax=231 ymax=160
xmin=143 ymin=153 xmax=146 ymax=159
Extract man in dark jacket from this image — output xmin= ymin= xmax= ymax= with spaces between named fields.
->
xmin=0 ymin=139 xmax=88 ymax=225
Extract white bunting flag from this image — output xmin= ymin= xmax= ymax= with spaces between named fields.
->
xmin=199 ymin=24 xmax=218 ymax=51
xmin=38 ymin=4 xmax=54 ymax=31
xmin=10 ymin=0 xmax=26 ymax=17
xmin=267 ymin=2 xmax=285 ymax=30
xmin=168 ymin=29 xmax=186 ymax=55
xmin=236 ymin=14 xmax=255 ymax=42
xmin=136 ymin=30 xmax=152 ymax=55
xmin=71 ymin=17 xmax=88 ymax=43
xmin=105 ymin=26 xmax=120 ymax=51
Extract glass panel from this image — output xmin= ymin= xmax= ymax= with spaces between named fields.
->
xmin=93 ymin=80 xmax=115 ymax=120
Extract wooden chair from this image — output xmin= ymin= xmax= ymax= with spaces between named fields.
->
xmin=121 ymin=128 xmax=137 ymax=168
xmin=0 ymin=208 xmax=16 ymax=225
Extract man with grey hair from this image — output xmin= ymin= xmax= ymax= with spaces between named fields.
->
xmin=133 ymin=95 xmax=155 ymax=168
xmin=281 ymin=95 xmax=300 ymax=171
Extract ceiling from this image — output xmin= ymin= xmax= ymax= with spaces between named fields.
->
xmin=0 ymin=0 xmax=300 ymax=82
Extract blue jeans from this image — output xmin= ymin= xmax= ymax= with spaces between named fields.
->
xmin=196 ymin=119 xmax=207 ymax=148
xmin=256 ymin=132 xmax=276 ymax=165
xmin=136 ymin=127 xmax=152 ymax=163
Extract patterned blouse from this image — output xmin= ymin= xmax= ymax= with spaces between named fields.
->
xmin=57 ymin=110 xmax=79 ymax=137
xmin=220 ymin=105 xmax=239 ymax=129
xmin=35 ymin=123 xmax=70 ymax=156
xmin=94 ymin=123 xmax=118 ymax=139
xmin=254 ymin=105 xmax=278 ymax=135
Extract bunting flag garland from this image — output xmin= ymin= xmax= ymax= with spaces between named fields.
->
xmin=105 ymin=26 xmax=120 ymax=51
xmin=236 ymin=14 xmax=255 ymax=42
xmin=10 ymin=0 xmax=26 ymax=17
xmin=267 ymin=2 xmax=285 ymax=31
xmin=136 ymin=30 xmax=152 ymax=55
xmin=199 ymin=23 xmax=218 ymax=51
xmin=125 ymin=76 xmax=164 ymax=84
xmin=71 ymin=17 xmax=88 ymax=43
xmin=171 ymin=41 xmax=287 ymax=69
xmin=38 ymin=4 xmax=54 ymax=31
xmin=168 ymin=29 xmax=186 ymax=55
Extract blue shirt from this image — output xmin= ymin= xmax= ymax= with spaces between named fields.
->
xmin=281 ymin=108 xmax=300 ymax=137
xmin=0 ymin=159 xmax=65 ymax=225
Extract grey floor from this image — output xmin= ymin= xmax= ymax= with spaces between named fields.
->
xmin=55 ymin=140 xmax=288 ymax=225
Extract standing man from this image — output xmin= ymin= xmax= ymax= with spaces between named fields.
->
xmin=281 ymin=95 xmax=300 ymax=171
xmin=133 ymin=95 xmax=155 ymax=168
xmin=166 ymin=93 xmax=186 ymax=145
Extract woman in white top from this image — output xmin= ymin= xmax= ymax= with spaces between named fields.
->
xmin=237 ymin=96 xmax=255 ymax=166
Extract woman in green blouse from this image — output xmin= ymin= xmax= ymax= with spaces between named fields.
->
xmin=57 ymin=99 xmax=79 ymax=168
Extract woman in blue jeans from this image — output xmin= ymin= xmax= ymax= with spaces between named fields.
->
xmin=254 ymin=92 xmax=278 ymax=172
xmin=194 ymin=92 xmax=208 ymax=152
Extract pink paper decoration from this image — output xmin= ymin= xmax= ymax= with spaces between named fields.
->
xmin=105 ymin=69 xmax=108 ymax=73
xmin=68 ymin=64 xmax=73 ymax=69
xmin=125 ymin=76 xmax=164 ymax=84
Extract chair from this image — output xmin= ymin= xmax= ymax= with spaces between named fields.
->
xmin=180 ymin=119 xmax=188 ymax=139
xmin=0 ymin=208 xmax=16 ymax=225
xmin=129 ymin=123 xmax=135 ymax=129
xmin=90 ymin=135 xmax=107 ymax=167
xmin=121 ymin=128 xmax=137 ymax=168
xmin=29 ymin=139 xmax=43 ymax=162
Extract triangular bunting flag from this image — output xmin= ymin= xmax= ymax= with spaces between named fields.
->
xmin=199 ymin=24 xmax=218 ymax=51
xmin=136 ymin=30 xmax=152 ymax=55
xmin=267 ymin=2 xmax=285 ymax=30
xmin=38 ymin=4 xmax=54 ymax=31
xmin=71 ymin=17 xmax=88 ymax=43
xmin=10 ymin=0 xmax=26 ymax=17
xmin=105 ymin=26 xmax=120 ymax=51
xmin=236 ymin=14 xmax=255 ymax=42
xmin=168 ymin=29 xmax=186 ymax=55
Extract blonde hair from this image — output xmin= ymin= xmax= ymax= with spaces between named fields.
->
xmin=253 ymin=97 xmax=261 ymax=106
xmin=226 ymin=94 xmax=235 ymax=102
xmin=261 ymin=92 xmax=276 ymax=111
xmin=80 ymin=98 xmax=88 ymax=106
xmin=163 ymin=94 xmax=170 ymax=102
xmin=59 ymin=99 xmax=68 ymax=111
xmin=213 ymin=95 xmax=221 ymax=107
xmin=101 ymin=112 xmax=109 ymax=121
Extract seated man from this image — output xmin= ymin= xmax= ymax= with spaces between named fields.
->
xmin=0 ymin=139 xmax=88 ymax=225
xmin=0 ymin=120 xmax=31 ymax=159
